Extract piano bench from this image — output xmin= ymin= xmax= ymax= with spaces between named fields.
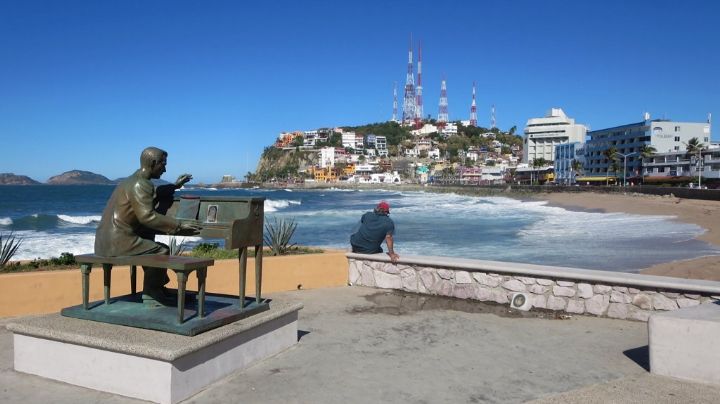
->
xmin=74 ymin=254 xmax=215 ymax=324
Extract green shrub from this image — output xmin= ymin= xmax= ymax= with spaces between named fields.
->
xmin=49 ymin=252 xmax=75 ymax=266
xmin=264 ymin=217 xmax=297 ymax=256
xmin=190 ymin=243 xmax=239 ymax=259
xmin=0 ymin=232 xmax=23 ymax=267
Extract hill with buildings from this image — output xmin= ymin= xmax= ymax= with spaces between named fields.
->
xmin=252 ymin=120 xmax=524 ymax=184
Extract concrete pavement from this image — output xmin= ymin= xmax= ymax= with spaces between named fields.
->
xmin=2 ymin=286 xmax=720 ymax=403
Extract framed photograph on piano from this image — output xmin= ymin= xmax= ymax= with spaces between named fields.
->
xmin=206 ymin=205 xmax=219 ymax=223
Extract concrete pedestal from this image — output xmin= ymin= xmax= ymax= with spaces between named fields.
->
xmin=649 ymin=302 xmax=720 ymax=385
xmin=7 ymin=301 xmax=303 ymax=404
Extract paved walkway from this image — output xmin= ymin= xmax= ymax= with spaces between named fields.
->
xmin=2 ymin=286 xmax=720 ymax=403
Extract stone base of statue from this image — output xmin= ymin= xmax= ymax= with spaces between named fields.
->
xmin=7 ymin=300 xmax=302 ymax=404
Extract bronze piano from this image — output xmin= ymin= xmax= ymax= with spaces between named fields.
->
xmin=165 ymin=195 xmax=265 ymax=308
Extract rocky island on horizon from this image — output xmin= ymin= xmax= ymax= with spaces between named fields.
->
xmin=0 ymin=170 xmax=117 ymax=185
xmin=0 ymin=170 xmax=181 ymax=186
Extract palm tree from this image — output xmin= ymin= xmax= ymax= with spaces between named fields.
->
xmin=684 ymin=137 xmax=706 ymax=155
xmin=603 ymin=146 xmax=618 ymax=185
xmin=531 ymin=158 xmax=548 ymax=184
xmin=683 ymin=137 xmax=706 ymax=186
xmin=638 ymin=145 xmax=656 ymax=183
xmin=610 ymin=160 xmax=621 ymax=185
xmin=571 ymin=159 xmax=583 ymax=185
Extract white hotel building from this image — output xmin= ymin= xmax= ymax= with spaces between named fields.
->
xmin=523 ymin=108 xmax=588 ymax=164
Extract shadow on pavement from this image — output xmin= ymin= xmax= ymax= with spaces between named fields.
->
xmin=623 ymin=345 xmax=650 ymax=371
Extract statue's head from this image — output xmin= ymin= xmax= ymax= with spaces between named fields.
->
xmin=140 ymin=147 xmax=168 ymax=179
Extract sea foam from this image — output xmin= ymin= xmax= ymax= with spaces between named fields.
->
xmin=265 ymin=199 xmax=301 ymax=212
xmin=57 ymin=214 xmax=102 ymax=225
xmin=0 ymin=217 xmax=12 ymax=226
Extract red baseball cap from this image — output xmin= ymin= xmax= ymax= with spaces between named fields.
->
xmin=377 ymin=201 xmax=390 ymax=212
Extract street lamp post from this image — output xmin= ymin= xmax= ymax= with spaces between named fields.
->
xmin=614 ymin=152 xmax=637 ymax=187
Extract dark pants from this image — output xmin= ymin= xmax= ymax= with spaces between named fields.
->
xmin=139 ymin=242 xmax=170 ymax=293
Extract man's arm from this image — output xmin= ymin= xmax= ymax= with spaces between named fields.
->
xmin=385 ymin=234 xmax=399 ymax=263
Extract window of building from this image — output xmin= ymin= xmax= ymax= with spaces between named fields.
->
xmin=674 ymin=126 xmax=680 ymax=132
xmin=674 ymin=136 xmax=680 ymax=142
xmin=674 ymin=146 xmax=680 ymax=151
xmin=705 ymin=137 xmax=709 ymax=142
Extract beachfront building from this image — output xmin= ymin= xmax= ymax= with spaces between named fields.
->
xmin=523 ymin=108 xmax=588 ymax=165
xmin=585 ymin=115 xmax=711 ymax=180
xmin=642 ymin=148 xmax=720 ymax=182
xmin=554 ymin=142 xmax=586 ymax=185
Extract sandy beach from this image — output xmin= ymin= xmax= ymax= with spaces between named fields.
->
xmin=536 ymin=192 xmax=720 ymax=281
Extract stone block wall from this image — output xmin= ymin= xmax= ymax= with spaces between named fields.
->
xmin=347 ymin=257 xmax=720 ymax=322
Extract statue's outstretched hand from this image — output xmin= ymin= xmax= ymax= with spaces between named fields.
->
xmin=175 ymin=174 xmax=193 ymax=188
xmin=176 ymin=220 xmax=202 ymax=236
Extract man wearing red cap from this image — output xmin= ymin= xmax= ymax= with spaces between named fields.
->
xmin=350 ymin=201 xmax=399 ymax=263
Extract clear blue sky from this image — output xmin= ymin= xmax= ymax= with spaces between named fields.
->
xmin=1 ymin=0 xmax=718 ymax=183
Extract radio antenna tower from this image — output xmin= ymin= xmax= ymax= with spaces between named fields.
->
xmin=402 ymin=35 xmax=416 ymax=124
xmin=392 ymin=82 xmax=398 ymax=122
xmin=491 ymin=104 xmax=496 ymax=129
xmin=469 ymin=82 xmax=477 ymax=127
xmin=415 ymin=40 xmax=423 ymax=129
xmin=437 ymin=78 xmax=448 ymax=130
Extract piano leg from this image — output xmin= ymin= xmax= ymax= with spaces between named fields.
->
xmin=254 ymin=244 xmax=263 ymax=304
xmin=238 ymin=247 xmax=247 ymax=310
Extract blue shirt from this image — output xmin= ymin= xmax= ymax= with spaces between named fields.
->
xmin=350 ymin=211 xmax=395 ymax=254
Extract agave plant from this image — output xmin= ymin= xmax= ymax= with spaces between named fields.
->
xmin=264 ymin=217 xmax=297 ymax=256
xmin=0 ymin=232 xmax=23 ymax=267
xmin=168 ymin=236 xmax=187 ymax=256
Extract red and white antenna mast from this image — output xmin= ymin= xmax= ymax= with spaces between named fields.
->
xmin=392 ymin=82 xmax=398 ymax=122
xmin=402 ymin=35 xmax=416 ymax=124
xmin=469 ymin=81 xmax=477 ymax=127
xmin=491 ymin=104 xmax=496 ymax=129
xmin=438 ymin=77 xmax=448 ymax=130
xmin=415 ymin=40 xmax=423 ymax=129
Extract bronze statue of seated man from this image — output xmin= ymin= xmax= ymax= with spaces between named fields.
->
xmin=94 ymin=146 xmax=202 ymax=305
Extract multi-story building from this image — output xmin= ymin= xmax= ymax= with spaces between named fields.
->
xmin=341 ymin=132 xmax=357 ymax=149
xmin=319 ymin=147 xmax=335 ymax=168
xmin=375 ymin=135 xmax=388 ymax=156
xmin=642 ymin=148 xmax=720 ymax=182
xmin=554 ymin=142 xmax=586 ymax=185
xmin=417 ymin=138 xmax=432 ymax=151
xmin=441 ymin=122 xmax=458 ymax=137
xmin=523 ymin=108 xmax=587 ymax=165
xmin=355 ymin=135 xmax=364 ymax=150
xmin=585 ymin=116 xmax=711 ymax=179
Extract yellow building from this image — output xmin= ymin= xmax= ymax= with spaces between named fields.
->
xmin=313 ymin=167 xmax=338 ymax=182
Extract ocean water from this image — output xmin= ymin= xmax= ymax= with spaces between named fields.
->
xmin=0 ymin=185 xmax=718 ymax=271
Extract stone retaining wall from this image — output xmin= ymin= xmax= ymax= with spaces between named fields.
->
xmin=347 ymin=253 xmax=720 ymax=322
